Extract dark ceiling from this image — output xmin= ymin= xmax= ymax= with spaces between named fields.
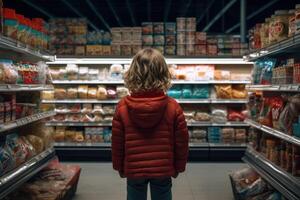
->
xmin=4 ymin=0 xmax=300 ymax=34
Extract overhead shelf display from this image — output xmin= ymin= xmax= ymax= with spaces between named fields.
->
xmin=0 ymin=35 xmax=54 ymax=62
xmin=0 ymin=148 xmax=56 ymax=200
xmin=243 ymin=148 xmax=300 ymax=200
xmin=0 ymin=111 xmax=56 ymax=133
xmin=0 ymin=84 xmax=53 ymax=92
xmin=245 ymin=33 xmax=300 ymax=62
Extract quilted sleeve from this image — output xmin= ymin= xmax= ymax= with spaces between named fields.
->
xmin=112 ymin=103 xmax=125 ymax=172
xmin=174 ymin=106 xmax=189 ymax=173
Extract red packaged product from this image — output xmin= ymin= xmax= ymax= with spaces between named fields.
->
xmin=228 ymin=109 xmax=245 ymax=122
xmin=271 ymin=96 xmax=284 ymax=130
xmin=258 ymin=97 xmax=273 ymax=127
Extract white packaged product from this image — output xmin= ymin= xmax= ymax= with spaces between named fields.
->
xmin=109 ymin=64 xmax=123 ymax=80
xmin=66 ymin=64 xmax=79 ymax=80
xmin=79 ymin=67 xmax=89 ymax=80
xmin=117 ymin=86 xmax=129 ymax=98
xmin=211 ymin=105 xmax=228 ymax=123
xmin=88 ymin=69 xmax=99 ymax=80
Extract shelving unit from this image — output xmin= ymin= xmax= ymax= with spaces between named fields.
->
xmin=243 ymin=147 xmax=300 ymax=200
xmin=247 ymin=84 xmax=300 ymax=92
xmin=0 ymin=111 xmax=56 ymax=133
xmin=0 ymin=148 xmax=56 ymax=200
xmin=0 ymin=84 xmax=53 ymax=92
xmin=244 ymin=33 xmax=300 ymax=62
xmin=0 ymin=35 xmax=54 ymax=62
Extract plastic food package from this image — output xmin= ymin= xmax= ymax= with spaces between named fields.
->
xmin=66 ymin=87 xmax=78 ymax=99
xmin=5 ymin=134 xmax=27 ymax=166
xmin=192 ymin=85 xmax=210 ymax=99
xmin=26 ymin=135 xmax=44 ymax=154
xmin=142 ymin=22 xmax=153 ymax=34
xmin=165 ymin=46 xmax=176 ymax=55
xmin=92 ymin=104 xmax=105 ymax=115
xmin=65 ymin=130 xmax=76 ymax=142
xmin=99 ymin=68 xmax=109 ymax=81
xmin=79 ymin=67 xmax=89 ymax=80
xmin=58 ymin=68 xmax=66 ymax=80
xmin=116 ymin=86 xmax=129 ymax=98
xmin=65 ymin=64 xmax=78 ymax=80
xmin=93 ymin=114 xmax=103 ymax=122
xmin=41 ymin=91 xmax=54 ymax=100
xmin=182 ymin=85 xmax=193 ymax=99
xmin=81 ymin=103 xmax=93 ymax=114
xmin=142 ymin=35 xmax=153 ymax=46
xmin=215 ymin=85 xmax=232 ymax=99
xmin=87 ymin=87 xmax=97 ymax=99
xmin=66 ymin=114 xmax=81 ymax=122
xmin=214 ymin=70 xmax=231 ymax=80
xmin=184 ymin=111 xmax=195 ymax=123
xmin=271 ymin=97 xmax=284 ymax=130
xmin=20 ymin=136 xmax=36 ymax=159
xmin=153 ymin=22 xmax=164 ymax=34
xmin=192 ymin=128 xmax=207 ymax=139
xmin=165 ymin=35 xmax=176 ymax=45
xmin=88 ymin=69 xmax=99 ymax=80
xmin=258 ymin=97 xmax=273 ymax=127
xmin=49 ymin=69 xmax=60 ymax=80
xmin=0 ymin=142 xmax=15 ymax=175
xmin=176 ymin=18 xmax=186 ymax=31
xmin=231 ymin=167 xmax=260 ymax=195
xmin=81 ymin=114 xmax=94 ymax=122
xmin=107 ymin=87 xmax=117 ymax=99
xmin=153 ymin=35 xmax=165 ymax=45
xmin=221 ymin=128 xmax=235 ymax=143
xmin=211 ymin=105 xmax=228 ymax=123
xmin=165 ymin=23 xmax=176 ymax=35
xmin=0 ymin=60 xmax=17 ymax=84
xmin=53 ymin=114 xmax=66 ymax=122
xmin=228 ymin=109 xmax=245 ymax=121
xmin=167 ymin=85 xmax=182 ymax=99
xmin=109 ymin=64 xmax=123 ymax=80
xmin=96 ymin=85 xmax=107 ymax=100
xmin=78 ymin=85 xmax=88 ymax=99
xmin=53 ymin=127 xmax=65 ymax=142
xmin=68 ymin=104 xmax=81 ymax=113
xmin=24 ymin=123 xmax=54 ymax=149
xmin=103 ymin=105 xmax=115 ymax=115
xmin=235 ymin=129 xmax=247 ymax=143
xmin=232 ymin=85 xmax=247 ymax=99
xmin=194 ymin=112 xmax=211 ymax=121
xmin=54 ymin=88 xmax=67 ymax=99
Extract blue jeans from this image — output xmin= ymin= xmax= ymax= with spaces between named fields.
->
xmin=127 ymin=178 xmax=172 ymax=200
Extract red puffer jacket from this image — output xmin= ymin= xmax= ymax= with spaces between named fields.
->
xmin=112 ymin=91 xmax=189 ymax=179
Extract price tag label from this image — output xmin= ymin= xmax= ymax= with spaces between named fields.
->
xmin=291 ymin=85 xmax=299 ymax=91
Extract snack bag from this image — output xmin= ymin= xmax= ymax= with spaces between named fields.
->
xmin=271 ymin=97 xmax=284 ymax=130
xmin=258 ymin=97 xmax=273 ymax=127
xmin=215 ymin=84 xmax=232 ymax=99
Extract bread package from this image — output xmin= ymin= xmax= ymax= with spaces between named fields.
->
xmin=66 ymin=87 xmax=78 ymax=99
xmin=53 ymin=127 xmax=65 ymax=142
xmin=26 ymin=135 xmax=44 ymax=154
xmin=41 ymin=91 xmax=54 ymax=100
xmin=215 ymin=84 xmax=232 ymax=99
xmin=78 ymin=85 xmax=88 ymax=99
xmin=232 ymin=84 xmax=247 ymax=99
xmin=87 ymin=87 xmax=97 ymax=99
xmin=66 ymin=64 xmax=78 ymax=80
xmin=97 ymin=85 xmax=107 ymax=100
xmin=54 ymin=88 xmax=67 ymax=99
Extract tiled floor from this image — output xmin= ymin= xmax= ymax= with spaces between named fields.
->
xmin=71 ymin=162 xmax=246 ymax=200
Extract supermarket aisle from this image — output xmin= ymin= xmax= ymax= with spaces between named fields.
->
xmin=71 ymin=162 xmax=245 ymax=200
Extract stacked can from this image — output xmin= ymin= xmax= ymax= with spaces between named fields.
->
xmin=131 ymin=27 xmax=142 ymax=55
xmin=164 ymin=23 xmax=176 ymax=55
xmin=195 ymin=32 xmax=207 ymax=55
xmin=207 ymin=36 xmax=218 ymax=56
xmin=111 ymin=27 xmax=121 ymax=56
xmin=142 ymin=22 xmax=154 ymax=50
xmin=176 ymin=17 xmax=186 ymax=56
xmin=120 ymin=27 xmax=132 ymax=56
xmin=153 ymin=22 xmax=165 ymax=54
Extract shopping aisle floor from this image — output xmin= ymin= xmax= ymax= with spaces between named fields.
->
xmin=71 ymin=162 xmax=245 ymax=200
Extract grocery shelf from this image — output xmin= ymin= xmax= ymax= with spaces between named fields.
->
xmin=245 ymin=119 xmax=300 ymax=146
xmin=0 ymin=148 xmax=56 ymax=199
xmin=0 ymin=84 xmax=53 ymax=92
xmin=42 ymin=99 xmax=248 ymax=104
xmin=41 ymin=99 xmax=120 ymax=104
xmin=243 ymin=147 xmax=300 ymax=200
xmin=48 ymin=57 xmax=252 ymax=65
xmin=0 ymin=111 xmax=56 ymax=133
xmin=46 ymin=121 xmax=249 ymax=127
xmin=0 ymin=35 xmax=54 ymax=62
xmin=247 ymin=84 xmax=300 ymax=92
xmin=244 ymin=33 xmax=300 ymax=61
xmin=52 ymin=80 xmax=251 ymax=85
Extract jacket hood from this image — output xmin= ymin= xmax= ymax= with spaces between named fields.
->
xmin=124 ymin=92 xmax=168 ymax=129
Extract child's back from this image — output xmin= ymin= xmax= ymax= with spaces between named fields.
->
xmin=112 ymin=48 xmax=189 ymax=200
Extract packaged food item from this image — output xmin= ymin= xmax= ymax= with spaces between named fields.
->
xmin=79 ymin=67 xmax=89 ymax=80
xmin=41 ymin=91 xmax=54 ymax=100
xmin=186 ymin=17 xmax=196 ymax=31
xmin=54 ymin=88 xmax=67 ymax=99
xmin=177 ymin=32 xmax=186 ymax=44
xmin=176 ymin=17 xmax=186 ymax=31
xmin=235 ymin=129 xmax=247 ymax=143
xmin=214 ymin=70 xmax=230 ymax=80
xmin=65 ymin=64 xmax=78 ymax=80
xmin=65 ymin=130 xmax=76 ymax=142
xmin=58 ymin=68 xmax=66 ymax=80
xmin=153 ymin=22 xmax=164 ymax=34
xmin=116 ymin=86 xmax=129 ymax=98
xmin=20 ymin=136 xmax=36 ymax=159
xmin=142 ymin=35 xmax=153 ymax=46
xmin=211 ymin=105 xmax=228 ymax=123
xmin=81 ymin=103 xmax=93 ymax=114
xmin=272 ymin=10 xmax=290 ymax=42
xmin=195 ymin=32 xmax=207 ymax=44
xmin=258 ymin=97 xmax=273 ymax=127
xmin=194 ymin=112 xmax=211 ymax=121
xmin=132 ymin=27 xmax=142 ymax=40
xmin=53 ymin=127 xmax=65 ymax=142
xmin=3 ymin=8 xmax=18 ymax=39
xmin=153 ymin=35 xmax=165 ymax=45
xmin=184 ymin=110 xmax=195 ymax=123
xmin=78 ymin=85 xmax=88 ymax=99
xmin=26 ymin=135 xmax=44 ymax=154
xmin=186 ymin=31 xmax=195 ymax=44
xmin=167 ymin=85 xmax=182 ymax=98
xmin=176 ymin=44 xmax=185 ymax=56
xmin=109 ymin=64 xmax=123 ymax=80
xmin=88 ymin=69 xmax=99 ymax=80
xmin=222 ymin=128 xmax=235 ymax=143
xmin=0 ymin=60 xmax=18 ymax=84
xmin=142 ymin=22 xmax=153 ymax=34
xmin=165 ymin=23 xmax=176 ymax=35
xmin=111 ymin=43 xmax=121 ymax=56
xmin=99 ymin=68 xmax=109 ymax=80
xmin=289 ymin=9 xmax=296 ymax=37
xmin=5 ymin=134 xmax=26 ymax=166
xmin=271 ymin=96 xmax=284 ymax=130
xmin=215 ymin=84 xmax=232 ymax=99
xmin=231 ymin=85 xmax=247 ymax=99
xmin=66 ymin=87 xmax=78 ymax=99
xmin=93 ymin=104 xmax=104 ymax=115
xmin=192 ymin=85 xmax=210 ymax=99
xmin=186 ymin=44 xmax=195 ymax=56
xmin=228 ymin=109 xmax=245 ymax=121
xmin=165 ymin=46 xmax=176 ymax=55
xmin=49 ymin=69 xmax=60 ymax=80
xmin=103 ymin=105 xmax=116 ymax=115
xmin=0 ymin=141 xmax=15 ymax=175
xmin=69 ymin=104 xmax=81 ymax=113
xmin=107 ymin=87 xmax=117 ymax=99
xmin=81 ymin=114 xmax=94 ymax=122
xmin=87 ymin=87 xmax=97 ymax=99
xmin=132 ymin=44 xmax=142 ymax=55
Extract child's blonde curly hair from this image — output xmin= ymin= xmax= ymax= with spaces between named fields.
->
xmin=124 ymin=48 xmax=172 ymax=93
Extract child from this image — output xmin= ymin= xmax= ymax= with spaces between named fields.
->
xmin=112 ymin=48 xmax=189 ymax=200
